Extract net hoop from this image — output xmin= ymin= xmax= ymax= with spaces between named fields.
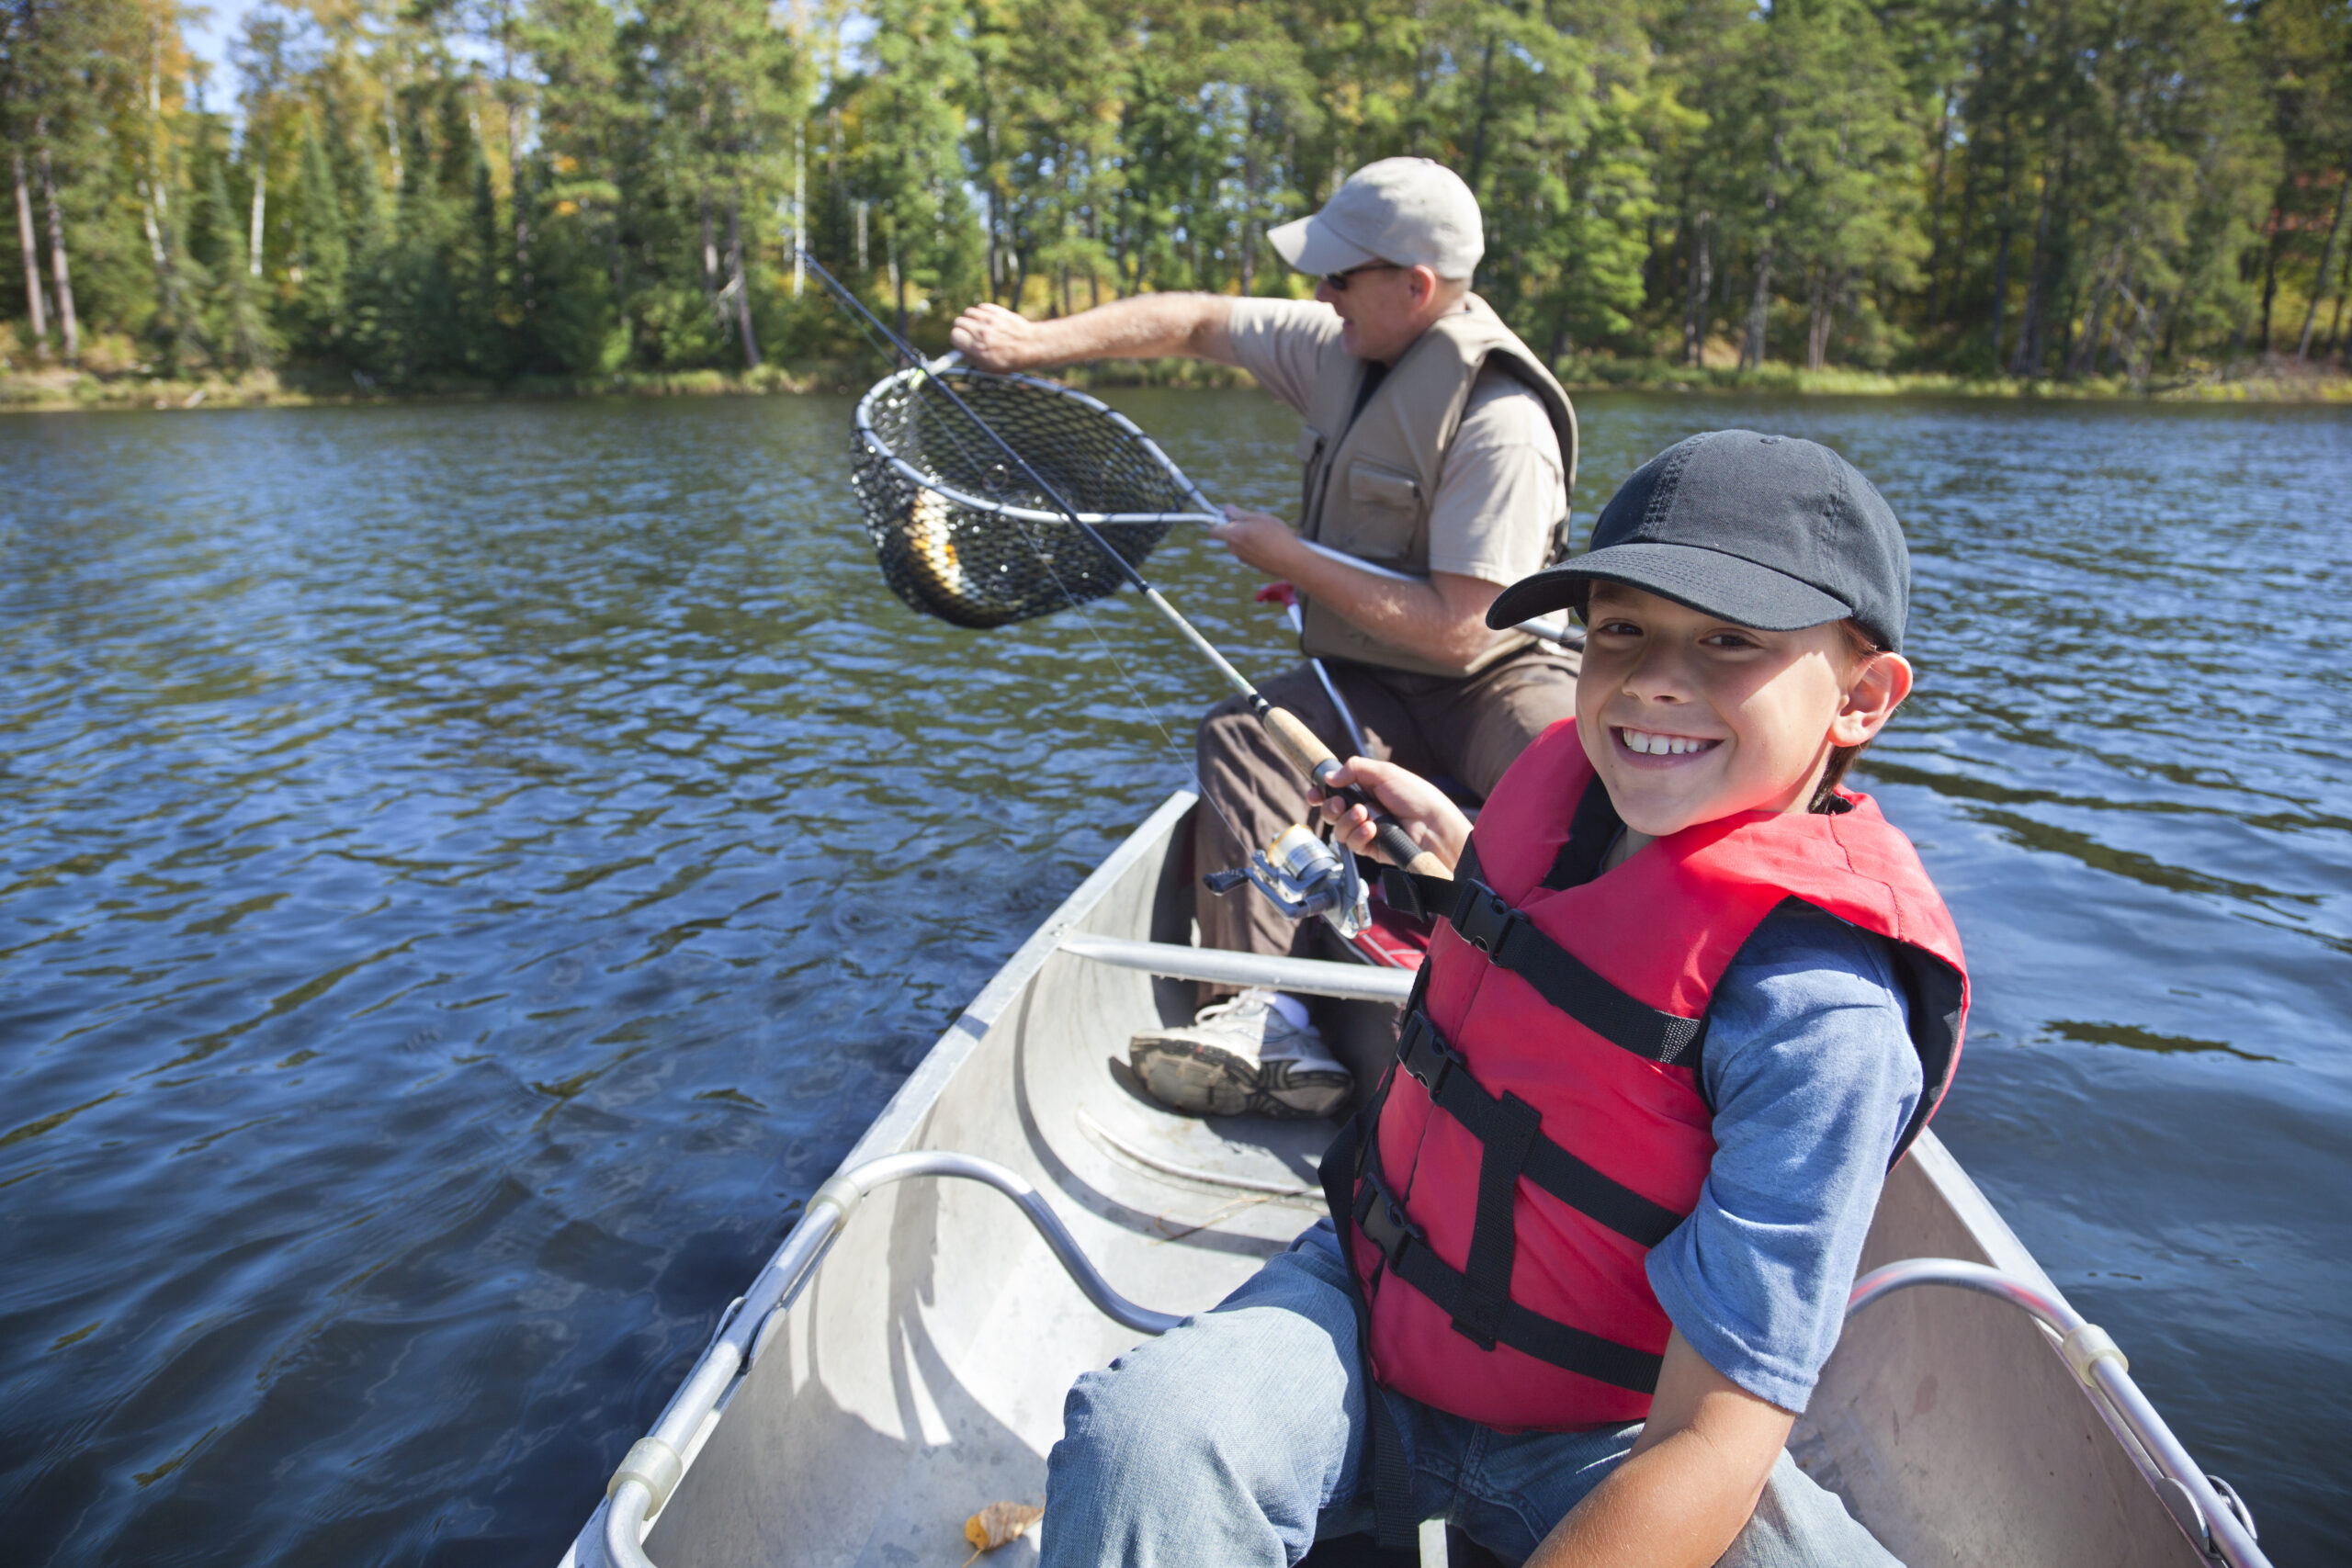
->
xmin=852 ymin=365 xmax=1221 ymax=527
xmin=850 ymin=363 xmax=1220 ymax=628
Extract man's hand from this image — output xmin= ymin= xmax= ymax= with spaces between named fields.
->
xmin=1523 ymin=1331 xmax=1795 ymax=1568
xmin=949 ymin=294 xmax=1238 ymax=374
xmin=1206 ymin=505 xmax=1305 ymax=577
xmin=950 ymin=301 xmax=1050 ymax=372
xmin=1313 ymin=758 xmax=1472 ymax=872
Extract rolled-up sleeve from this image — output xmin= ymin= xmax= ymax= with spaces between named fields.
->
xmin=1224 ymin=299 xmax=1345 ymax=416
xmin=1644 ymin=905 xmax=1922 ymax=1414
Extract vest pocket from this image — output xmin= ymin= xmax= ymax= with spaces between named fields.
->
xmin=1343 ymin=459 xmax=1426 ymax=562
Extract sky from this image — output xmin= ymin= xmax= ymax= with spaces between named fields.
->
xmin=183 ymin=0 xmax=266 ymax=73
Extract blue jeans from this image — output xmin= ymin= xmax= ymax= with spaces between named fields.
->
xmin=1042 ymin=1223 xmax=1901 ymax=1568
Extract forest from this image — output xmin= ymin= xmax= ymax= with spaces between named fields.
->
xmin=3 ymin=0 xmax=2348 ymax=396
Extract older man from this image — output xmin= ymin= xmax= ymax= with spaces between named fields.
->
xmin=951 ymin=158 xmax=1579 ymax=1119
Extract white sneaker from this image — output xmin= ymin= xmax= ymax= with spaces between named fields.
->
xmin=1129 ymin=987 xmax=1352 ymax=1120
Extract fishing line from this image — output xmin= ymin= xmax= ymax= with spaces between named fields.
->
xmin=799 ymin=248 xmax=1446 ymax=881
xmin=802 ymin=259 xmax=1250 ymax=845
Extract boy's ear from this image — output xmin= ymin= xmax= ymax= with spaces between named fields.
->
xmin=1829 ymin=652 xmax=1914 ymax=747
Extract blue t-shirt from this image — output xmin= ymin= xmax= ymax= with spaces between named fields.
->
xmin=1643 ymin=900 xmax=1922 ymax=1415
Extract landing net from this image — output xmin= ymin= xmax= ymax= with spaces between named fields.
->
xmin=851 ymin=365 xmax=1216 ymax=629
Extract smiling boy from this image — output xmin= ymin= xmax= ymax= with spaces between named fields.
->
xmin=1037 ymin=431 xmax=1970 ymax=1568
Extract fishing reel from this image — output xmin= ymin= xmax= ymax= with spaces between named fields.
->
xmin=1204 ymin=821 xmax=1372 ymax=940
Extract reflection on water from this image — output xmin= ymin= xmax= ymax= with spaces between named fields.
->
xmin=0 ymin=391 xmax=2346 ymax=1562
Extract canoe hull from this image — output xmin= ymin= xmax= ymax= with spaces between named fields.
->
xmin=567 ymin=794 xmax=2202 ymax=1568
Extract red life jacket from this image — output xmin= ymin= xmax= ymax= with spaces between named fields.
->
xmin=1329 ymin=719 xmax=1968 ymax=1432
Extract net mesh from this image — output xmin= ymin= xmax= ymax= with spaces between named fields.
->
xmin=851 ymin=368 xmax=1201 ymax=628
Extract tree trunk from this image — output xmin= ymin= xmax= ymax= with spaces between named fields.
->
xmin=382 ymin=80 xmax=403 ymax=192
xmin=1990 ymin=217 xmax=2012 ymax=367
xmin=11 ymin=146 xmax=48 ymax=362
xmin=35 ymin=131 xmax=76 ymax=365
xmin=2297 ymin=172 xmax=2348 ymax=360
xmin=1742 ymin=234 xmax=1774 ymax=370
xmin=2010 ymin=156 xmax=2058 ymax=378
xmin=791 ymin=122 xmax=806 ymax=299
xmin=1804 ymin=265 xmax=1829 ymax=371
xmin=248 ymin=143 xmax=267 ymax=276
xmin=1681 ymin=214 xmax=1711 ymax=367
xmin=1989 ymin=112 xmax=2018 ymax=367
xmin=2257 ymin=204 xmax=2282 ymax=354
xmin=728 ymin=193 xmax=759 ymax=369
xmin=1465 ymin=34 xmax=1499 ymax=197
xmin=2067 ymin=270 xmax=2112 ymax=378
xmin=1924 ymin=89 xmax=1952 ymax=328
xmin=505 ymin=94 xmax=529 ymax=310
xmin=699 ymin=186 xmax=722 ymax=328
xmin=2328 ymin=252 xmax=2350 ymax=360
xmin=1742 ymin=133 xmax=1782 ymax=371
xmin=888 ymin=227 xmax=903 ymax=337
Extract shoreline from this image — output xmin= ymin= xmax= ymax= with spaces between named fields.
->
xmin=5 ymin=355 xmax=2348 ymax=413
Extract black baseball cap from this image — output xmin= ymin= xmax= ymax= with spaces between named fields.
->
xmin=1488 ymin=429 xmax=1910 ymax=651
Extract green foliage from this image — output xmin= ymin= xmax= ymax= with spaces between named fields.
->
xmin=5 ymin=0 xmax=2347 ymax=386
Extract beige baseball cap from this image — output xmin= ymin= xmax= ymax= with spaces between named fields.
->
xmin=1267 ymin=157 xmax=1484 ymax=280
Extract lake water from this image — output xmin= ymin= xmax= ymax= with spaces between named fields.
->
xmin=1 ymin=389 xmax=2346 ymax=1565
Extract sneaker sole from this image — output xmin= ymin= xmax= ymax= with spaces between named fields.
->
xmin=1130 ymin=1036 xmax=1347 ymax=1121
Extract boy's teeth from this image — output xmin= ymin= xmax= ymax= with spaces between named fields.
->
xmin=1622 ymin=728 xmax=1712 ymax=756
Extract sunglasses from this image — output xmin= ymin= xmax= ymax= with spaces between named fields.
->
xmin=1322 ymin=262 xmax=1406 ymax=292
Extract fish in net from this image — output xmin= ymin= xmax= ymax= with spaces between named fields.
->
xmin=851 ymin=364 xmax=1216 ymax=629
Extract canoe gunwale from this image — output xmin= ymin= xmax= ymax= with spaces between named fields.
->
xmin=1845 ymin=1258 xmax=2270 ymax=1568
xmin=563 ymin=789 xmax=2248 ymax=1568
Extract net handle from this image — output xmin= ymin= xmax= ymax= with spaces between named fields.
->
xmin=806 ymin=250 xmax=1260 ymax=703
xmin=805 ymin=250 xmax=1450 ymax=881
xmin=852 ymin=360 xmax=1578 ymax=650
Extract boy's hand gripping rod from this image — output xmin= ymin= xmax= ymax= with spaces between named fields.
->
xmin=800 ymin=249 xmax=1449 ymax=881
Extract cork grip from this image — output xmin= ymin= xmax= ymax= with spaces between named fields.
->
xmin=1257 ymin=704 xmax=1453 ymax=882
xmin=1261 ymin=705 xmax=1339 ymax=776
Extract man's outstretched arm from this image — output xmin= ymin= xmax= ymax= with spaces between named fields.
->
xmin=949 ymin=294 xmax=1238 ymax=373
xmin=1524 ymin=1330 xmax=1795 ymax=1568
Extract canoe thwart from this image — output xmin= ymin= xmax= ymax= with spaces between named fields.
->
xmin=602 ymin=1151 xmax=1183 ymax=1568
xmin=1060 ymin=932 xmax=1416 ymax=1002
xmin=1849 ymin=1259 xmax=2268 ymax=1568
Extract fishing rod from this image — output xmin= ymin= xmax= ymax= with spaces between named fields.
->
xmin=798 ymin=248 xmax=1449 ymax=884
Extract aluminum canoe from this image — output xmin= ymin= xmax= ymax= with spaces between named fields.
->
xmin=563 ymin=791 xmax=2250 ymax=1568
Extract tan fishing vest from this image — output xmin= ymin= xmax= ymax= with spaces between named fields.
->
xmin=1295 ymin=294 xmax=1579 ymax=678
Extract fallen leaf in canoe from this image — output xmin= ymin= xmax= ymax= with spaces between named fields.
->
xmin=961 ymin=1500 xmax=1044 ymax=1561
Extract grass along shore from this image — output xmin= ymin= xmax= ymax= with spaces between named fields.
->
xmin=6 ymin=351 xmax=2348 ymax=413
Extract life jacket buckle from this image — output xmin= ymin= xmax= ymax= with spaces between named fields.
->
xmin=1453 ymin=880 xmax=1520 ymax=955
xmin=1354 ymin=1175 xmax=1426 ymax=1269
xmin=1396 ymin=1010 xmax=1464 ymax=1097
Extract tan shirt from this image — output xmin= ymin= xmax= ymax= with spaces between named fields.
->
xmin=1226 ymin=298 xmax=1567 ymax=586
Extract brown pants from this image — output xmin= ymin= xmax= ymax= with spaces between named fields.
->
xmin=1192 ymin=647 xmax=1580 ymax=966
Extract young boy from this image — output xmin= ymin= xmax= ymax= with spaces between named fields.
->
xmin=1042 ymin=430 xmax=1967 ymax=1568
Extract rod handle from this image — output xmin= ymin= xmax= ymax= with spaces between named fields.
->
xmin=1257 ymin=704 xmax=1452 ymax=881
xmin=1260 ymin=703 xmax=1340 ymax=778
xmin=1369 ymin=819 xmax=1451 ymax=881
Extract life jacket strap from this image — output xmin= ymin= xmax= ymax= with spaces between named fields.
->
xmin=1445 ymin=878 xmax=1708 ymax=1065
xmin=1352 ymin=1164 xmax=1663 ymax=1393
xmin=1396 ymin=1010 xmax=1687 ymax=1250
